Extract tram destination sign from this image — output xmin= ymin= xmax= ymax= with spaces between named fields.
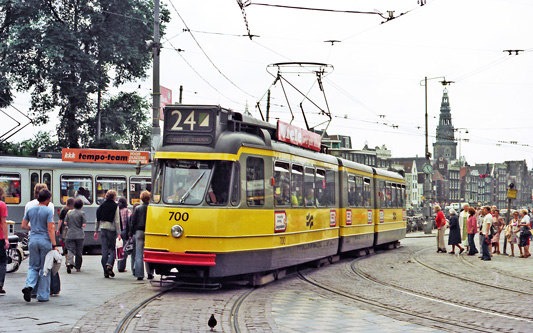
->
xmin=62 ymin=148 xmax=149 ymax=164
xmin=163 ymin=106 xmax=216 ymax=146
xmin=277 ymin=120 xmax=321 ymax=152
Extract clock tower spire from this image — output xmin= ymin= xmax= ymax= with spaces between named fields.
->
xmin=433 ymin=88 xmax=457 ymax=162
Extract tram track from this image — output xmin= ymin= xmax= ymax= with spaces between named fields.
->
xmin=114 ymin=284 xmax=255 ymax=333
xmin=458 ymin=251 xmax=533 ymax=283
xmin=230 ymin=288 xmax=256 ymax=333
xmin=411 ymin=247 xmax=530 ymax=294
xmin=115 ymin=288 xmax=174 ymax=333
xmin=297 ymin=266 xmax=490 ymax=333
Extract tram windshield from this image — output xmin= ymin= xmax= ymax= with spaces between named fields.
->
xmin=158 ymin=160 xmax=235 ymax=206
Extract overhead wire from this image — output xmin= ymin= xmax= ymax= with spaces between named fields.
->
xmin=166 ymin=0 xmax=257 ymax=99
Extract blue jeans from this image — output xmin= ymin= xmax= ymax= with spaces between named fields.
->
xmin=0 ymin=239 xmax=6 ymax=288
xmin=100 ymin=229 xmax=116 ymax=273
xmin=134 ymin=230 xmax=145 ymax=278
xmin=481 ymin=233 xmax=491 ymax=260
xmin=25 ymin=237 xmax=52 ymax=301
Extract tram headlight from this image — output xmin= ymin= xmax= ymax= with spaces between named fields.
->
xmin=171 ymin=225 xmax=184 ymax=238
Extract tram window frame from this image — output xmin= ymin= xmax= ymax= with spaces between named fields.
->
xmin=0 ymin=173 xmax=21 ymax=204
xmin=315 ymin=169 xmax=326 ymax=208
xmin=60 ymin=174 xmax=94 ymax=205
xmin=152 ymin=160 xmax=162 ymax=204
xmin=274 ymin=161 xmax=291 ymax=207
xmin=291 ymin=164 xmax=304 ymax=207
xmin=129 ymin=176 xmax=152 ymax=206
xmin=325 ymin=169 xmax=336 ymax=207
xmin=304 ymin=167 xmax=315 ymax=207
xmin=400 ymin=184 xmax=406 ymax=207
xmin=246 ymin=157 xmax=265 ymax=207
xmin=42 ymin=172 xmax=52 ymax=195
xmin=96 ymin=175 xmax=127 ymax=205
xmin=230 ymin=163 xmax=240 ymax=206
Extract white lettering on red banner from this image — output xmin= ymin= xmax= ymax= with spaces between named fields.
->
xmin=277 ymin=120 xmax=321 ymax=152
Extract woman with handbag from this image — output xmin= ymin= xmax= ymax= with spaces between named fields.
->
xmin=434 ymin=205 xmax=447 ymax=253
xmin=117 ymin=198 xmax=132 ymax=273
xmin=466 ymin=207 xmax=478 ymax=256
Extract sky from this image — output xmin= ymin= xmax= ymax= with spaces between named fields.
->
xmin=2 ymin=0 xmax=533 ymax=166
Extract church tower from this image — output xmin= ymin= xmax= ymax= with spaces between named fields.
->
xmin=433 ymin=88 xmax=457 ymax=161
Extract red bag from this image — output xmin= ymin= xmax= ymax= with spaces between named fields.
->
xmin=116 ymin=238 xmax=124 ymax=260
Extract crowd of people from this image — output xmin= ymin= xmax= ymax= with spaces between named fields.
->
xmin=0 ymin=182 xmax=152 ymax=302
xmin=434 ymin=203 xmax=532 ymax=260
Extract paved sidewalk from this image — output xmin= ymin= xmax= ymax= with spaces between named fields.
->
xmin=1 ymin=254 xmax=148 ymax=333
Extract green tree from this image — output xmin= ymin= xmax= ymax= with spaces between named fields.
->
xmin=0 ymin=131 xmax=59 ymax=156
xmin=0 ymin=0 xmax=169 ymax=148
xmin=82 ymin=91 xmax=151 ymax=150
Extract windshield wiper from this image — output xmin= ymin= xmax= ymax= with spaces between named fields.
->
xmin=179 ymin=171 xmax=206 ymax=203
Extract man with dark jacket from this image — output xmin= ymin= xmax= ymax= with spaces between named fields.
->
xmin=130 ymin=190 xmax=151 ymax=280
xmin=94 ymin=190 xmax=121 ymax=278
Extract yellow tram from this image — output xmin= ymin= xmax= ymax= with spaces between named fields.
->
xmin=144 ymin=105 xmax=405 ymax=283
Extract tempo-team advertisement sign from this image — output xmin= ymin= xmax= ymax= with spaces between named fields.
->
xmin=62 ymin=148 xmax=149 ymax=164
xmin=277 ymin=120 xmax=321 ymax=152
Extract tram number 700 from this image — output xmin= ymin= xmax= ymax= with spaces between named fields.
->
xmin=168 ymin=211 xmax=189 ymax=222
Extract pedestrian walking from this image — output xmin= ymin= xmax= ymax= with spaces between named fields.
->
xmin=491 ymin=209 xmax=504 ymax=255
xmin=94 ymin=190 xmax=121 ymax=278
xmin=25 ymin=183 xmax=60 ymax=296
xmin=434 ymin=205 xmax=447 ymax=253
xmin=466 ymin=207 xmax=478 ymax=256
xmin=58 ymin=198 xmax=74 ymax=268
xmin=117 ymin=197 xmax=132 ymax=273
xmin=0 ymin=187 xmax=9 ymax=293
xmin=21 ymin=189 xmax=58 ymax=302
xmin=130 ymin=191 xmax=152 ymax=280
xmin=480 ymin=206 xmax=493 ymax=261
xmin=64 ymin=199 xmax=86 ymax=273
xmin=447 ymin=209 xmax=464 ymax=254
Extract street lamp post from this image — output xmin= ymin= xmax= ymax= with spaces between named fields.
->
xmin=420 ymin=76 xmax=445 ymax=234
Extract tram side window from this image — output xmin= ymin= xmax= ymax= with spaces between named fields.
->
xmin=325 ymin=170 xmax=336 ymax=206
xmin=96 ymin=176 xmax=126 ymax=204
xmin=152 ymin=161 xmax=162 ymax=204
xmin=246 ymin=157 xmax=264 ymax=206
xmin=0 ymin=173 xmax=21 ymax=204
xmin=206 ymin=161 xmax=233 ymax=206
xmin=130 ymin=177 xmax=151 ymax=205
xmin=291 ymin=165 xmax=304 ymax=207
xmin=30 ymin=172 xmax=39 ymax=199
xmin=315 ymin=169 xmax=326 ymax=208
xmin=400 ymin=185 xmax=406 ymax=207
xmin=347 ymin=176 xmax=356 ymax=207
xmin=378 ymin=180 xmax=386 ymax=208
xmin=230 ymin=163 xmax=240 ymax=206
xmin=391 ymin=183 xmax=397 ymax=207
xmin=60 ymin=175 xmax=93 ymax=205
xmin=363 ymin=178 xmax=372 ymax=207
xmin=304 ymin=167 xmax=315 ymax=207
xmin=274 ymin=162 xmax=290 ymax=207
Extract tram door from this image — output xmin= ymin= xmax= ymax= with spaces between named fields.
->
xmin=29 ymin=169 xmax=53 ymax=200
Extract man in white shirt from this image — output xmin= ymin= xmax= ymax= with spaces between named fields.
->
xmin=480 ymin=206 xmax=493 ymax=261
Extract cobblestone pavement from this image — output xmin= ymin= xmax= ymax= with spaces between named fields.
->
xmin=2 ymin=232 xmax=531 ymax=332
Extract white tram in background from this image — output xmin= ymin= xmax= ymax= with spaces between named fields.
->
xmin=0 ymin=151 xmax=151 ymax=251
